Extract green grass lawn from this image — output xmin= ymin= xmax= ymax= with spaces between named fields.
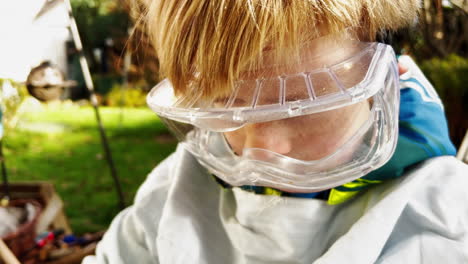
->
xmin=3 ymin=102 xmax=177 ymax=234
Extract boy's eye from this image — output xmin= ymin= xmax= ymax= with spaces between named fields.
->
xmin=230 ymin=98 xmax=248 ymax=107
xmin=213 ymin=98 xmax=228 ymax=106
xmin=213 ymin=98 xmax=247 ymax=107
xmin=284 ymin=95 xmax=304 ymax=102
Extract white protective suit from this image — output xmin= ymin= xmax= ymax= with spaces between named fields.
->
xmin=83 ymin=144 xmax=468 ymax=264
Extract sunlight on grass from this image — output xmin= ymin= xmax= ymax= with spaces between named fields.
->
xmin=4 ymin=103 xmax=177 ymax=234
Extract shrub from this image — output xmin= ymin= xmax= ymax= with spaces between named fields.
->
xmin=420 ymin=54 xmax=468 ymax=147
xmin=92 ymin=74 xmax=122 ymax=95
xmin=0 ymin=79 xmax=29 ymax=129
xmin=420 ymin=54 xmax=468 ymax=98
xmin=105 ymin=83 xmax=148 ymax=107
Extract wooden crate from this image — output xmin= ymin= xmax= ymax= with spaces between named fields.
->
xmin=0 ymin=238 xmax=20 ymax=264
xmin=0 ymin=182 xmax=72 ymax=235
xmin=0 ymin=182 xmax=108 ymax=264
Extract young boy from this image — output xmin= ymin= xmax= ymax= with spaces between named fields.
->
xmin=84 ymin=1 xmax=468 ymax=263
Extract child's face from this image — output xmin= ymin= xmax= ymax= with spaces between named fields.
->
xmin=223 ymin=101 xmax=370 ymax=161
xmin=221 ymin=38 xmax=371 ymax=162
xmin=147 ymin=40 xmax=400 ymax=192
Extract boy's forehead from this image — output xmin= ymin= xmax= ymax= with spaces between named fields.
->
xmin=240 ymin=34 xmax=362 ymax=80
xmin=204 ymin=30 xmax=367 ymax=103
xmin=223 ymin=39 xmax=370 ymax=105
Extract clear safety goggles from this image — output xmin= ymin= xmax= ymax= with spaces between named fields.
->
xmin=147 ymin=42 xmax=399 ymax=192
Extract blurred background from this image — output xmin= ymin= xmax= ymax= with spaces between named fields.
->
xmin=0 ymin=0 xmax=466 ymax=236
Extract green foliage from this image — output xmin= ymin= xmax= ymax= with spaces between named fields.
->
xmin=72 ymin=0 xmax=126 ymax=46
xmin=93 ymin=74 xmax=122 ymax=94
xmin=91 ymin=74 xmax=149 ymax=107
xmin=71 ymin=0 xmax=117 ymax=14
xmin=420 ymin=54 xmax=468 ymax=97
xmin=0 ymin=79 xmax=29 ymax=129
xmin=6 ymin=105 xmax=176 ymax=234
xmin=106 ymin=83 xmax=148 ymax=107
xmin=71 ymin=0 xmax=130 ymax=73
xmin=419 ymin=54 xmax=468 ymax=147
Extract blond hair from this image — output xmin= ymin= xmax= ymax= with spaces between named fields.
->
xmin=141 ymin=0 xmax=419 ymax=99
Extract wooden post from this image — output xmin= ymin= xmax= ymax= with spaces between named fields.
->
xmin=63 ymin=0 xmax=125 ymax=209
xmin=0 ymin=239 xmax=20 ymax=264
xmin=457 ymin=131 xmax=468 ymax=163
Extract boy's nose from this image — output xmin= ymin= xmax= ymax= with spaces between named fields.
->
xmin=243 ymin=122 xmax=293 ymax=155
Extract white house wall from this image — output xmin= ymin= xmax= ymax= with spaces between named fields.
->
xmin=0 ymin=0 xmax=71 ymax=82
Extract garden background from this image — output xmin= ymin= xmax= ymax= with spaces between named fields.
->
xmin=0 ymin=0 xmax=467 ymax=234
